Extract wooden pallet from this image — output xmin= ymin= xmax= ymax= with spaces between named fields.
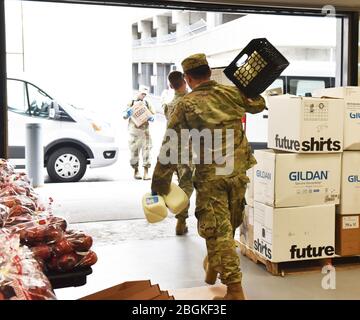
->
xmin=237 ymin=241 xmax=360 ymax=277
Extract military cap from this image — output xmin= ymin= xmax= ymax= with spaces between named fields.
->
xmin=139 ymin=85 xmax=149 ymax=95
xmin=181 ymin=53 xmax=209 ymax=73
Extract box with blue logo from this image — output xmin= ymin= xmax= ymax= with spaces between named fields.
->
xmin=338 ymin=151 xmax=360 ymax=215
xmin=313 ymin=87 xmax=360 ymax=150
xmin=253 ymin=149 xmax=341 ymax=208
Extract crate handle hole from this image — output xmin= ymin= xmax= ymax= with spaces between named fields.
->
xmin=236 ymin=54 xmax=249 ymax=68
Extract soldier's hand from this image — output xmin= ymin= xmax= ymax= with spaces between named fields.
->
xmin=127 ymin=108 xmax=134 ymax=117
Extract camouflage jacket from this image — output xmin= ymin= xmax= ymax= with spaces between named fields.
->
xmin=151 ymin=80 xmax=266 ymax=195
xmin=163 ymin=91 xmax=187 ymax=121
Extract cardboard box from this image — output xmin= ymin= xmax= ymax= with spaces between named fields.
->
xmin=80 ymin=280 xmax=174 ymax=300
xmin=240 ymin=205 xmax=254 ymax=248
xmin=245 ymin=168 xmax=254 ymax=207
xmin=253 ymin=202 xmax=335 ymax=262
xmin=254 ymin=149 xmax=341 ymax=208
xmin=131 ymin=101 xmax=153 ymax=127
xmin=338 ymin=151 xmax=360 ymax=215
xmin=313 ymin=87 xmax=360 ymax=150
xmin=336 ymin=214 xmax=360 ymax=256
xmin=267 ymin=95 xmax=344 ymax=153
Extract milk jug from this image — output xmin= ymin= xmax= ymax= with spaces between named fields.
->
xmin=142 ymin=192 xmax=168 ymax=223
xmin=163 ymin=183 xmax=189 ymax=215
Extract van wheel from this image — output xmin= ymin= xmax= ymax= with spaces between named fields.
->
xmin=47 ymin=147 xmax=87 ymax=182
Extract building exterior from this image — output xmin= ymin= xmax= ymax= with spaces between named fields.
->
xmin=132 ymin=10 xmax=338 ymax=105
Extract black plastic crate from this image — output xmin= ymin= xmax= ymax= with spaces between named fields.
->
xmin=46 ymin=267 xmax=93 ymax=289
xmin=224 ymin=38 xmax=289 ymax=98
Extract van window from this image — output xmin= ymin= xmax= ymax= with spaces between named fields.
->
xmin=267 ymin=78 xmax=284 ymax=92
xmin=289 ymin=79 xmax=326 ymax=96
xmin=7 ymin=79 xmax=28 ymax=114
xmin=27 ymin=83 xmax=53 ymax=118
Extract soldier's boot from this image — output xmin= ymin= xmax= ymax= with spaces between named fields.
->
xmin=213 ymin=282 xmax=246 ymax=300
xmin=203 ymin=255 xmax=218 ymax=285
xmin=175 ymin=219 xmax=188 ymax=236
xmin=143 ymin=167 xmax=151 ymax=181
xmin=134 ymin=168 xmax=142 ymax=180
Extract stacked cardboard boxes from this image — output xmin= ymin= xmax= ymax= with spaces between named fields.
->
xmin=314 ymin=87 xmax=360 ymax=256
xmin=252 ymin=94 xmax=344 ymax=262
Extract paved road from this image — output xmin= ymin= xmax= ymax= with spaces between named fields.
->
xmin=37 ymin=113 xmax=196 ymax=223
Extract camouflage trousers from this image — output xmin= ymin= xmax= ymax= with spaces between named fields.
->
xmin=128 ymin=126 xmax=152 ymax=169
xmin=175 ymin=164 xmax=194 ymax=221
xmin=195 ymin=174 xmax=247 ymax=285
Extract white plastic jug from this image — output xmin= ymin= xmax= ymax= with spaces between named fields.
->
xmin=163 ymin=183 xmax=189 ymax=215
xmin=142 ymin=193 xmax=168 ymax=223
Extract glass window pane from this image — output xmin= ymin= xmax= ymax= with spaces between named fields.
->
xmin=7 ymin=79 xmax=27 ymax=113
xmin=289 ymin=79 xmax=326 ymax=96
xmin=267 ymin=78 xmax=284 ymax=92
xmin=27 ymin=83 xmax=53 ymax=118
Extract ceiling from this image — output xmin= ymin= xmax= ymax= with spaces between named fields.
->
xmin=41 ymin=0 xmax=360 ymax=12
xmin=160 ymin=0 xmax=360 ymax=11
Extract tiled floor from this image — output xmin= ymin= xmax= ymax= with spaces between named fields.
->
xmin=54 ymin=217 xmax=360 ymax=300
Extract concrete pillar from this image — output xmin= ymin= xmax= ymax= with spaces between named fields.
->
xmin=190 ymin=12 xmax=205 ymax=24
xmin=172 ymin=11 xmax=190 ymax=38
xmin=132 ymin=24 xmax=139 ymax=40
xmin=152 ymin=62 xmax=158 ymax=94
xmin=153 ymin=15 xmax=168 ymax=42
xmin=26 ymin=123 xmax=44 ymax=187
xmin=206 ymin=12 xmax=222 ymax=29
xmin=137 ymin=20 xmax=152 ymax=40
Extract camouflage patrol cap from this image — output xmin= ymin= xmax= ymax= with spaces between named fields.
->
xmin=181 ymin=53 xmax=209 ymax=73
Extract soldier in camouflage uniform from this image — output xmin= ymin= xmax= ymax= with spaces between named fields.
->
xmin=123 ymin=86 xmax=155 ymax=180
xmin=162 ymin=71 xmax=194 ymax=236
xmin=151 ymin=54 xmax=265 ymax=300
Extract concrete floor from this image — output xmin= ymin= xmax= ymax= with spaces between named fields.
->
xmin=53 ymin=216 xmax=360 ymax=300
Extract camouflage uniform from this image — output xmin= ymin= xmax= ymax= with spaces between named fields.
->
xmin=125 ymin=99 xmax=155 ymax=169
xmin=152 ymin=56 xmax=265 ymax=285
xmin=163 ymin=92 xmax=194 ymax=221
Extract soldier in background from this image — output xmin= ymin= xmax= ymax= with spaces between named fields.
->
xmin=162 ymin=71 xmax=194 ymax=236
xmin=123 ymin=86 xmax=155 ymax=180
xmin=151 ymin=54 xmax=266 ymax=300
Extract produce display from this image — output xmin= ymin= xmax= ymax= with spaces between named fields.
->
xmin=0 ymin=159 xmax=97 ymax=299
xmin=0 ymin=231 xmax=56 ymax=300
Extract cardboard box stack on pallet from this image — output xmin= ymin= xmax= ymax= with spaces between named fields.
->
xmin=240 ymin=87 xmax=360 ymax=264
xmin=314 ymin=87 xmax=360 ymax=257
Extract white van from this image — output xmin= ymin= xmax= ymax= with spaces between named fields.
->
xmin=7 ymin=77 xmax=119 ymax=183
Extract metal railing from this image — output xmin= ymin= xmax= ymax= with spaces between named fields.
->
xmin=133 ymin=19 xmax=207 ymax=47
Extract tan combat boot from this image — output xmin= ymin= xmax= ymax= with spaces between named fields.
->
xmin=213 ymin=282 xmax=246 ymax=300
xmin=203 ymin=255 xmax=218 ymax=285
xmin=143 ymin=167 xmax=151 ymax=180
xmin=134 ymin=168 xmax=142 ymax=180
xmin=176 ymin=219 xmax=188 ymax=235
